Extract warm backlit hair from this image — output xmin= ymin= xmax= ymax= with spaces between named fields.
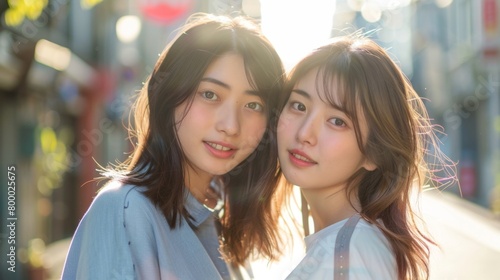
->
xmin=104 ymin=13 xmax=287 ymax=265
xmin=285 ymin=35 xmax=457 ymax=279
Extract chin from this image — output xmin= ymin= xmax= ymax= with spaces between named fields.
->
xmin=282 ymin=173 xmax=301 ymax=187
xmin=210 ymin=166 xmax=235 ymax=176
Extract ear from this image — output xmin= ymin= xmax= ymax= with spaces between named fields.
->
xmin=362 ymin=159 xmax=377 ymax=172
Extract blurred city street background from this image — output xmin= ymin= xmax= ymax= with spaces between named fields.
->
xmin=1 ymin=0 xmax=499 ymax=279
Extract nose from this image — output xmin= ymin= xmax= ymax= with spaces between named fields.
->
xmin=215 ymin=102 xmax=240 ymax=136
xmin=296 ymin=115 xmax=318 ymax=146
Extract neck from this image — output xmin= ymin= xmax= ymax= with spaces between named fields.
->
xmin=184 ymin=168 xmax=214 ymax=205
xmin=302 ymin=187 xmax=360 ymax=232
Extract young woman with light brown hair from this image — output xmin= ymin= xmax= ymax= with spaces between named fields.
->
xmin=278 ymin=35 xmax=456 ymax=279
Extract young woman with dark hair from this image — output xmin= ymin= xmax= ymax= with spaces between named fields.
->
xmin=62 ymin=13 xmax=287 ymax=279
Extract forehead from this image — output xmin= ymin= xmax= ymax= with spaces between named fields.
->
xmin=294 ymin=68 xmax=345 ymax=109
xmin=204 ymin=53 xmax=243 ymax=75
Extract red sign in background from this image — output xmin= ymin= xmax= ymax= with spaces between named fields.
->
xmin=139 ymin=0 xmax=194 ymax=25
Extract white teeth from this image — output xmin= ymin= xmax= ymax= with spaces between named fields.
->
xmin=208 ymin=142 xmax=231 ymax=151
xmin=292 ymin=153 xmax=313 ymax=162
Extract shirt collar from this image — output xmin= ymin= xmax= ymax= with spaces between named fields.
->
xmin=184 ymin=191 xmax=214 ymax=227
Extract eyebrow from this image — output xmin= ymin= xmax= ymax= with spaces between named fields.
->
xmin=200 ymin=77 xmax=260 ymax=96
xmin=291 ymin=89 xmax=311 ymax=100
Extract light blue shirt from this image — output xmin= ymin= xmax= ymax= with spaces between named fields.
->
xmin=62 ymin=180 xmax=233 ymax=279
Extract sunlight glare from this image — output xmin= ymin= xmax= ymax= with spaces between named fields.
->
xmin=361 ymin=2 xmax=382 ymax=23
xmin=116 ymin=15 xmax=142 ymax=43
xmin=261 ymin=0 xmax=336 ymax=70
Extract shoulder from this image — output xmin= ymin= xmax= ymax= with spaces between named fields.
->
xmin=92 ymin=180 xmax=149 ymax=210
xmin=96 ymin=181 xmax=160 ymax=223
xmin=81 ymin=180 xmax=156 ymax=227
xmin=96 ymin=180 xmax=137 ymax=200
xmin=62 ymin=181 xmax=138 ymax=279
xmin=348 ymin=219 xmax=397 ymax=279
xmin=350 ymin=219 xmax=392 ymax=253
xmin=75 ymin=181 xmax=134 ymax=225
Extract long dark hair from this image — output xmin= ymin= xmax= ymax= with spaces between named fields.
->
xmin=286 ymin=36 xmax=456 ymax=279
xmin=105 ymin=13 xmax=287 ymax=265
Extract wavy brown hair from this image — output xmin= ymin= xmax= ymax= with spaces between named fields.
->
xmin=285 ymin=36 xmax=456 ymax=279
xmin=104 ymin=13 xmax=287 ymax=265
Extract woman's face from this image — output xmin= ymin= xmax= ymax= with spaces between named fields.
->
xmin=175 ymin=53 xmax=267 ymax=185
xmin=277 ymin=68 xmax=375 ymax=194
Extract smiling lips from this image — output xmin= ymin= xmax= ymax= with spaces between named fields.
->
xmin=204 ymin=141 xmax=237 ymax=158
xmin=288 ymin=149 xmax=317 ymax=167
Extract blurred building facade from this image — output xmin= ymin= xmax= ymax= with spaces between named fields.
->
xmin=411 ymin=0 xmax=500 ymax=210
xmin=0 ymin=0 xmax=498 ymax=279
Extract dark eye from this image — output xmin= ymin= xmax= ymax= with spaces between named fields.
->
xmin=291 ymin=102 xmax=306 ymax=112
xmin=329 ymin=118 xmax=346 ymax=127
xmin=246 ymin=102 xmax=264 ymax=112
xmin=201 ymin=91 xmax=218 ymax=101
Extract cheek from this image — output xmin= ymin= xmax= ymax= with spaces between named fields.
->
xmin=242 ymin=117 xmax=267 ymax=148
xmin=175 ymin=100 xmax=194 ymax=123
xmin=188 ymin=103 xmax=212 ymax=121
xmin=277 ymin=114 xmax=295 ymax=141
xmin=177 ymin=102 xmax=213 ymax=130
xmin=325 ymin=140 xmax=365 ymax=170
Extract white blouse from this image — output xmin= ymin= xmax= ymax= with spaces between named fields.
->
xmin=286 ymin=216 xmax=397 ymax=280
